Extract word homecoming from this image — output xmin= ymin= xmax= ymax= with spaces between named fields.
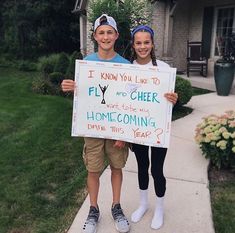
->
xmin=88 ymin=70 xmax=160 ymax=85
xmin=87 ymin=111 xmax=157 ymax=128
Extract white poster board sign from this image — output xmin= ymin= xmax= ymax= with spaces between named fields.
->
xmin=72 ymin=60 xmax=176 ymax=148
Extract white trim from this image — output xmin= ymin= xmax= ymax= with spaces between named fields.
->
xmin=169 ymin=1 xmax=177 ymax=16
xmin=211 ymin=5 xmax=235 ymax=59
xmin=211 ymin=7 xmax=218 ymax=59
xmin=80 ymin=15 xmax=87 ymax=55
xmin=72 ymin=0 xmax=87 ymax=13
xmin=163 ymin=3 xmax=170 ymax=55
xmin=233 ymin=9 xmax=235 ymax=34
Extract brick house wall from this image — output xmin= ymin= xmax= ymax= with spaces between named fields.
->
xmin=170 ymin=0 xmax=235 ymax=73
xmin=82 ymin=0 xmax=234 ymax=74
xmin=151 ymin=1 xmax=166 ymax=59
xmin=85 ymin=1 xmax=168 ymax=57
xmin=86 ymin=20 xmax=93 ymax=55
xmin=171 ymin=0 xmax=190 ymax=71
xmin=85 ymin=1 xmax=168 ymax=59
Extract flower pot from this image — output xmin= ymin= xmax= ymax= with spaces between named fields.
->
xmin=214 ymin=60 xmax=235 ymax=96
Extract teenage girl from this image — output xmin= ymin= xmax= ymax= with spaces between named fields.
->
xmin=130 ymin=25 xmax=178 ymax=230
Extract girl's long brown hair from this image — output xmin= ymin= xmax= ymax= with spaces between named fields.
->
xmin=130 ymin=29 xmax=157 ymax=66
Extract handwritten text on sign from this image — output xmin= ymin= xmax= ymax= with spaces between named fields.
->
xmin=72 ymin=60 xmax=176 ymax=148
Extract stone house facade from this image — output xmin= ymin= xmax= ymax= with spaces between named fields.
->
xmin=73 ymin=0 xmax=235 ymax=75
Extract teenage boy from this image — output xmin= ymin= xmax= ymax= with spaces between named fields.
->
xmin=61 ymin=14 xmax=130 ymax=233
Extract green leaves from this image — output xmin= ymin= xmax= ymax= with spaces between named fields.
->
xmin=88 ymin=0 xmax=152 ymax=59
xmin=0 ymin=0 xmax=80 ymax=59
xmin=195 ymin=111 xmax=235 ymax=169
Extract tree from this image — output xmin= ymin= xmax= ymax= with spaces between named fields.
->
xmin=0 ymin=0 xmax=80 ymax=59
xmin=88 ymin=0 xmax=152 ymax=59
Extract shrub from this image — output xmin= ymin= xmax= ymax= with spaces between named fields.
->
xmin=49 ymin=72 xmax=64 ymax=85
xmin=0 ymin=55 xmax=16 ymax=67
xmin=37 ymin=54 xmax=60 ymax=75
xmin=66 ymin=51 xmax=83 ymax=78
xmin=32 ymin=76 xmax=62 ymax=96
xmin=34 ymin=53 xmax=76 ymax=97
xmin=18 ymin=61 xmax=37 ymax=71
xmin=88 ymin=0 xmax=152 ymax=58
xmin=175 ymin=76 xmax=193 ymax=107
xmin=54 ymin=52 xmax=70 ymax=74
xmin=195 ymin=110 xmax=235 ymax=169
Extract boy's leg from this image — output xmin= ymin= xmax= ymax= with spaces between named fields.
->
xmin=87 ymin=171 xmax=100 ymax=208
xmin=110 ymin=167 xmax=122 ymax=205
xmin=82 ymin=137 xmax=104 ymax=233
xmin=106 ymin=140 xmax=130 ymax=232
xmin=110 ymin=167 xmax=130 ymax=232
xmin=83 ymin=137 xmax=105 ymax=207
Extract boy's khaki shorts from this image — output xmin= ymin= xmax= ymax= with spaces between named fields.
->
xmin=83 ymin=137 xmax=129 ymax=172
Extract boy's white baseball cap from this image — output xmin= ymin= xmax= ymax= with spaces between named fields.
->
xmin=94 ymin=14 xmax=118 ymax=32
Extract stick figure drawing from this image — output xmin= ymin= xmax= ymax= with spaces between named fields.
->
xmin=99 ymin=84 xmax=109 ymax=104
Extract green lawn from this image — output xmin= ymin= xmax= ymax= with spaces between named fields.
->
xmin=0 ymin=68 xmax=233 ymax=233
xmin=0 ymin=68 xmax=87 ymax=233
xmin=191 ymin=86 xmax=214 ymax=95
xmin=172 ymin=86 xmax=214 ymax=121
xmin=209 ymin=169 xmax=235 ymax=233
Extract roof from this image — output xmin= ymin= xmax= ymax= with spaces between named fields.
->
xmin=72 ymin=0 xmax=88 ymax=13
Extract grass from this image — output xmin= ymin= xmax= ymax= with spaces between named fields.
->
xmin=0 ymin=68 xmax=87 ymax=233
xmin=172 ymin=86 xmax=213 ymax=121
xmin=172 ymin=106 xmax=193 ymax=121
xmin=190 ymin=86 xmax=235 ymax=233
xmin=173 ymin=86 xmax=235 ymax=233
xmin=209 ymin=168 xmax=235 ymax=233
xmin=193 ymin=87 xmax=235 ymax=233
xmin=1 ymin=68 xmax=231 ymax=233
xmin=190 ymin=87 xmax=235 ymax=233
xmin=191 ymin=86 xmax=214 ymax=95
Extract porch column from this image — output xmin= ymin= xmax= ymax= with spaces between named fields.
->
xmin=79 ymin=14 xmax=87 ymax=56
xmin=163 ymin=2 xmax=170 ymax=56
xmin=162 ymin=0 xmax=177 ymax=66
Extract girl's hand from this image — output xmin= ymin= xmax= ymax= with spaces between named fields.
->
xmin=114 ymin=140 xmax=126 ymax=149
xmin=61 ymin=79 xmax=76 ymax=92
xmin=164 ymin=92 xmax=178 ymax=105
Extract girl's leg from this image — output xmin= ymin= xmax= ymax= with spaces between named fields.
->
xmin=134 ymin=144 xmax=150 ymax=190
xmin=151 ymin=147 xmax=167 ymax=197
xmin=150 ymin=147 xmax=167 ymax=229
xmin=131 ymin=144 xmax=150 ymax=222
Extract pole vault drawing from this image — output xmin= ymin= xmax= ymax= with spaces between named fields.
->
xmin=99 ymin=84 xmax=109 ymax=104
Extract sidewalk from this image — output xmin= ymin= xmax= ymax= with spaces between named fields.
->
xmin=68 ymin=92 xmax=235 ymax=233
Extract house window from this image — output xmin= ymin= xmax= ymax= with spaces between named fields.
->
xmin=214 ymin=6 xmax=235 ymax=56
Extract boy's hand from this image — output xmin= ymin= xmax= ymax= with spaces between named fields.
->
xmin=61 ymin=79 xmax=75 ymax=92
xmin=164 ymin=92 xmax=178 ymax=105
xmin=114 ymin=140 xmax=125 ymax=149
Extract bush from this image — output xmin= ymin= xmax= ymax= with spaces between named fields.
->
xmin=18 ymin=61 xmax=37 ymax=71
xmin=37 ymin=54 xmax=60 ymax=75
xmin=49 ymin=72 xmax=64 ymax=85
xmin=54 ymin=52 xmax=70 ymax=74
xmin=66 ymin=51 xmax=83 ymax=78
xmin=0 ymin=54 xmax=16 ymax=67
xmin=32 ymin=77 xmax=61 ymax=95
xmin=88 ymin=0 xmax=152 ymax=58
xmin=34 ymin=53 xmax=77 ymax=97
xmin=175 ymin=76 xmax=193 ymax=107
xmin=195 ymin=111 xmax=235 ymax=169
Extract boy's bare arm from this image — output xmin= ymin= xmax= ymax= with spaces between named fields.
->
xmin=61 ymin=79 xmax=75 ymax=92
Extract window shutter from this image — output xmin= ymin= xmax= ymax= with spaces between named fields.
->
xmin=202 ymin=7 xmax=214 ymax=58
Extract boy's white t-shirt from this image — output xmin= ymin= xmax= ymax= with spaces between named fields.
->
xmin=133 ymin=59 xmax=170 ymax=67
